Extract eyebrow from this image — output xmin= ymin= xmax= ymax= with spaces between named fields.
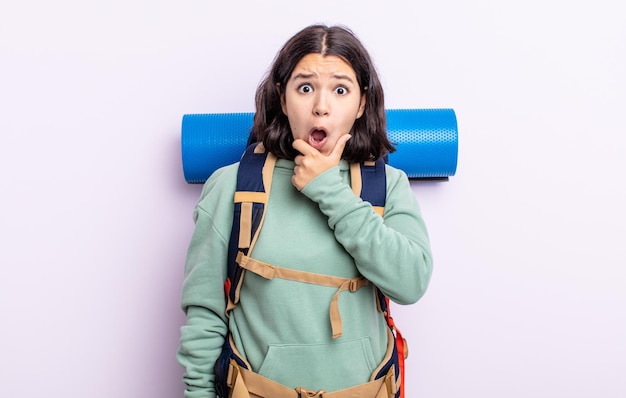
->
xmin=290 ymin=72 xmax=356 ymax=84
xmin=332 ymin=74 xmax=356 ymax=84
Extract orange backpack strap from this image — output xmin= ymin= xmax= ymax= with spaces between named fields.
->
xmin=236 ymin=252 xmax=370 ymax=339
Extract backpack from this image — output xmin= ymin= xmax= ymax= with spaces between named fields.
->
xmin=215 ymin=142 xmax=408 ymax=398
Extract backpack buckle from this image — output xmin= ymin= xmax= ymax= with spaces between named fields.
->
xmin=348 ymin=277 xmax=367 ymax=292
xmin=296 ymin=387 xmax=326 ymax=397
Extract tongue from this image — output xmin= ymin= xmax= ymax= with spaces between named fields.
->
xmin=311 ymin=130 xmax=326 ymax=142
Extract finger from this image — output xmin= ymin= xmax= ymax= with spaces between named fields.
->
xmin=292 ymin=139 xmax=317 ymax=156
xmin=329 ymin=134 xmax=352 ymax=161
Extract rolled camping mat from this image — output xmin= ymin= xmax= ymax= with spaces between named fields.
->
xmin=181 ymin=108 xmax=458 ymax=183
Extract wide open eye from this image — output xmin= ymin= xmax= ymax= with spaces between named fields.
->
xmin=298 ymin=84 xmax=313 ymax=93
xmin=334 ymin=86 xmax=348 ymax=95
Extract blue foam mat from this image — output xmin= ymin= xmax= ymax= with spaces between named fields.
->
xmin=181 ymin=108 xmax=458 ymax=183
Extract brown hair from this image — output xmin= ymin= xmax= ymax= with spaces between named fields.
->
xmin=251 ymin=24 xmax=394 ymax=162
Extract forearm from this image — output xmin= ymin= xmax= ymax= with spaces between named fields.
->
xmin=301 ymin=166 xmax=433 ymax=304
xmin=178 ymin=306 xmax=227 ymax=398
xmin=178 ymin=207 xmax=230 ymax=397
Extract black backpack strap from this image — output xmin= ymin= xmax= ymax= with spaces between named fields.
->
xmin=353 ymin=158 xmax=404 ymax=398
xmin=225 ymin=142 xmax=276 ymax=312
xmin=350 ymin=158 xmax=387 ymax=216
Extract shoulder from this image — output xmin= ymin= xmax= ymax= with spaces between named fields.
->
xmin=384 ymin=164 xmax=410 ymax=189
xmin=383 ymin=164 xmax=420 ymax=205
xmin=195 ymin=162 xmax=239 ymax=214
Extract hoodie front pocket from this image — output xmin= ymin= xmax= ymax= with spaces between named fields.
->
xmin=257 ymin=337 xmax=376 ymax=391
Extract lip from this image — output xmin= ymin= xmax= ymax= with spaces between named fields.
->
xmin=308 ymin=127 xmax=328 ymax=150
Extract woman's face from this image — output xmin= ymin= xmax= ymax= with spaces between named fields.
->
xmin=280 ymin=53 xmax=366 ymax=156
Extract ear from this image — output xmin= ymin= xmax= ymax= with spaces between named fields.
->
xmin=356 ymin=91 xmax=367 ymax=119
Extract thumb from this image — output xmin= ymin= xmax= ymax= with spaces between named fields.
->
xmin=329 ymin=134 xmax=352 ymax=161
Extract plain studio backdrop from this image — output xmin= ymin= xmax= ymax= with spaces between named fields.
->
xmin=1 ymin=1 xmax=624 ymax=397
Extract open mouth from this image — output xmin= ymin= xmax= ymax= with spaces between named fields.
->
xmin=308 ymin=128 xmax=327 ymax=149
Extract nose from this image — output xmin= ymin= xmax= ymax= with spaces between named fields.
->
xmin=313 ymin=92 xmax=329 ymax=117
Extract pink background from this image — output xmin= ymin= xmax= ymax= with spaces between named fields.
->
xmin=1 ymin=1 xmax=624 ymax=397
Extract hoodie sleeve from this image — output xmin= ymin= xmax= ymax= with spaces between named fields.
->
xmin=177 ymin=166 xmax=236 ymax=398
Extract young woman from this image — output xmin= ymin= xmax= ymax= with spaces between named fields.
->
xmin=178 ymin=24 xmax=433 ymax=398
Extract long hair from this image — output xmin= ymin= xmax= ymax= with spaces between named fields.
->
xmin=251 ymin=24 xmax=394 ymax=162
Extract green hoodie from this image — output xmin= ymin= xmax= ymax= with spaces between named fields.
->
xmin=178 ymin=158 xmax=432 ymax=397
